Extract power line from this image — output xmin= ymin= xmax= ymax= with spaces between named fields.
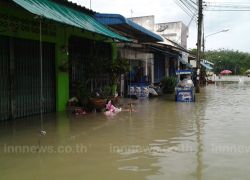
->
xmin=172 ymin=0 xmax=198 ymax=44
xmin=205 ymin=1 xmax=250 ymax=5
xmin=188 ymin=0 xmax=198 ymax=6
xmin=188 ymin=12 xmax=197 ymax=27
xmin=174 ymin=0 xmax=196 ymax=18
xmin=179 ymin=0 xmax=198 ymax=24
xmin=204 ymin=1 xmax=250 ymax=11
xmin=177 ymin=1 xmax=195 ymax=17
xmin=207 ymin=4 xmax=250 ymax=7
xmin=181 ymin=0 xmax=198 ymax=11
xmin=205 ymin=9 xmax=250 ymax=11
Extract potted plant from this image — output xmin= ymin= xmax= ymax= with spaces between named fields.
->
xmin=89 ymin=86 xmax=110 ymax=112
xmin=105 ymin=58 xmax=130 ymax=96
xmin=75 ymin=81 xmax=92 ymax=110
xmin=161 ymin=76 xmax=177 ymax=94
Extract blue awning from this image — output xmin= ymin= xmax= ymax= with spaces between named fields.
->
xmin=95 ymin=13 xmax=164 ymax=42
xmin=201 ymin=61 xmax=213 ymax=70
xmin=176 ymin=70 xmax=192 ymax=75
xmin=202 ymin=59 xmax=214 ymax=66
xmin=11 ymin=0 xmax=130 ymax=42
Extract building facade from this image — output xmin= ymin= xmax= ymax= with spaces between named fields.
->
xmin=155 ymin=21 xmax=189 ymax=49
xmin=0 ymin=0 xmax=127 ymax=121
xmin=95 ymin=13 xmax=164 ymax=96
xmin=130 ymin=15 xmax=190 ymax=81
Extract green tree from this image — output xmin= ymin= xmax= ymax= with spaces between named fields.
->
xmin=204 ymin=49 xmax=250 ymax=75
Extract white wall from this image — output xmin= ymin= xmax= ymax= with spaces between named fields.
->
xmin=129 ymin=16 xmax=189 ymax=48
xmin=119 ymin=48 xmax=154 ymax=95
xmin=155 ymin=22 xmax=188 ymax=48
xmin=128 ymin=15 xmax=155 ymax=32
xmin=119 ymin=48 xmax=153 ymax=61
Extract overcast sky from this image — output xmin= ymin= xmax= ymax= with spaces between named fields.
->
xmin=70 ymin=0 xmax=250 ymax=53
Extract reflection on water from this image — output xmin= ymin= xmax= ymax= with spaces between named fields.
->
xmin=1 ymin=82 xmax=250 ymax=180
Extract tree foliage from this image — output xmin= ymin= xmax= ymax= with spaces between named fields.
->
xmin=191 ymin=49 xmax=250 ymax=75
xmin=205 ymin=50 xmax=250 ymax=75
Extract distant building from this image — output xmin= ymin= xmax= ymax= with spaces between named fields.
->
xmin=130 ymin=15 xmax=189 ymax=49
xmin=129 ymin=15 xmax=155 ymax=32
xmin=95 ymin=13 xmax=164 ymax=95
xmin=155 ymin=21 xmax=189 ymax=49
xmin=129 ymin=15 xmax=192 ymax=81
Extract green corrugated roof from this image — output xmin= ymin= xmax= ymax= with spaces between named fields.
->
xmin=11 ymin=0 xmax=130 ymax=42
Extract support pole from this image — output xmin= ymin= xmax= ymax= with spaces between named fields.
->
xmin=37 ymin=16 xmax=46 ymax=152
xmin=196 ymin=0 xmax=203 ymax=93
xmin=39 ymin=17 xmax=43 ymax=131
xmin=202 ymin=23 xmax=205 ymax=55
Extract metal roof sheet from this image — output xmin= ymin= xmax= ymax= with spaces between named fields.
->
xmin=201 ymin=61 xmax=213 ymax=70
xmin=11 ymin=0 xmax=130 ymax=41
xmin=95 ymin=13 xmax=164 ymax=42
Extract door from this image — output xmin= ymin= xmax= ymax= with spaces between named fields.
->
xmin=69 ymin=36 xmax=112 ymax=97
xmin=0 ymin=36 xmax=10 ymax=121
xmin=0 ymin=35 xmax=56 ymax=121
xmin=154 ymin=54 xmax=165 ymax=83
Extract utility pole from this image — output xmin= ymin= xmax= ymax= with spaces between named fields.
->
xmin=196 ymin=0 xmax=203 ymax=93
xmin=202 ymin=23 xmax=205 ymax=54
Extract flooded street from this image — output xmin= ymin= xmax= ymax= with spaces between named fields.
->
xmin=1 ymin=82 xmax=250 ymax=180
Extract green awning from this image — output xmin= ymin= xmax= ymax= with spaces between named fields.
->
xmin=11 ymin=0 xmax=130 ymax=42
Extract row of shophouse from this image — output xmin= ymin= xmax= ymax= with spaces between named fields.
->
xmin=0 ymin=0 xmax=195 ymax=121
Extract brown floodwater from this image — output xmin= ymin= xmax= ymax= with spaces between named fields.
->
xmin=1 ymin=82 xmax=250 ymax=180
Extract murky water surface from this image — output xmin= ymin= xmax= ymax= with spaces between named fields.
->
xmin=1 ymin=82 xmax=250 ymax=180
